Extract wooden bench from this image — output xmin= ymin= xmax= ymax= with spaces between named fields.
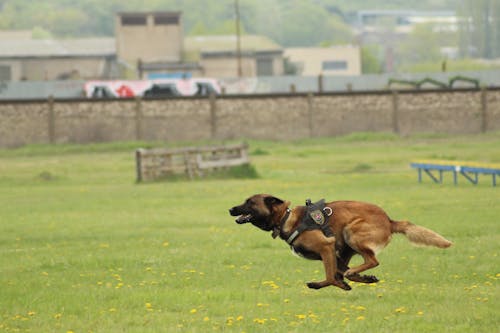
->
xmin=135 ymin=143 xmax=249 ymax=182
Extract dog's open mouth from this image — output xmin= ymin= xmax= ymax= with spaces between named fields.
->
xmin=235 ymin=214 xmax=253 ymax=224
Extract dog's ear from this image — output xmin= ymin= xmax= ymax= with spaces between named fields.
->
xmin=264 ymin=196 xmax=284 ymax=208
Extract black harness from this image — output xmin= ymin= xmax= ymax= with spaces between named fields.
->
xmin=281 ymin=198 xmax=333 ymax=245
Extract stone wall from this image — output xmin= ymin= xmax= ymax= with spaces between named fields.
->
xmin=1 ymin=88 xmax=499 ymax=148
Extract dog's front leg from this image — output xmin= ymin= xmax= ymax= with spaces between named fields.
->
xmin=306 ymin=236 xmax=351 ymax=291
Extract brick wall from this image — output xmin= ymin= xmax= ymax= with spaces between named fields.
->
xmin=1 ymin=89 xmax=499 ymax=148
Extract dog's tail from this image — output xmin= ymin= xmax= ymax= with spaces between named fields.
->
xmin=391 ymin=220 xmax=452 ymax=248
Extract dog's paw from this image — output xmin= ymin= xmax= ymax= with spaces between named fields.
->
xmin=307 ymin=280 xmax=352 ymax=291
xmin=306 ymin=282 xmax=322 ymax=290
xmin=344 ymin=269 xmax=355 ymax=278
xmin=362 ymin=275 xmax=379 ymax=283
xmin=345 ymin=273 xmax=379 ymax=284
xmin=336 ymin=280 xmax=352 ymax=291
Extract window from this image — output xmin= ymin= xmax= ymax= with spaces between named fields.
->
xmin=121 ymin=15 xmax=147 ymax=26
xmin=322 ymin=60 xmax=348 ymax=71
xmin=0 ymin=65 xmax=11 ymax=81
xmin=257 ymin=58 xmax=274 ymax=76
xmin=154 ymin=15 xmax=179 ymax=25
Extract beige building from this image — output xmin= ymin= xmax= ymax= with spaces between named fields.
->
xmin=184 ymin=35 xmax=284 ymax=78
xmin=0 ymin=33 xmax=116 ymax=81
xmin=284 ymin=46 xmax=361 ymax=76
xmin=115 ymin=11 xmax=183 ymax=65
xmin=0 ymin=11 xmax=285 ymax=81
xmin=115 ymin=12 xmax=283 ymax=78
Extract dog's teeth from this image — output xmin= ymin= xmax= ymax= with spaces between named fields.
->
xmin=236 ymin=214 xmax=252 ymax=224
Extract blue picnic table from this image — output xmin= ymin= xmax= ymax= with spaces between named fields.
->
xmin=410 ymin=161 xmax=500 ymax=187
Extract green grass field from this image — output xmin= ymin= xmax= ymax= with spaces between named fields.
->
xmin=1 ymin=133 xmax=499 ymax=333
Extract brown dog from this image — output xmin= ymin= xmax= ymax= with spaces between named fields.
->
xmin=229 ymin=194 xmax=452 ymax=291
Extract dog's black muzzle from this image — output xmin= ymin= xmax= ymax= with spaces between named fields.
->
xmin=229 ymin=206 xmax=253 ymax=224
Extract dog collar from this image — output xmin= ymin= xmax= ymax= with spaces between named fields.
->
xmin=272 ymin=208 xmax=291 ymax=239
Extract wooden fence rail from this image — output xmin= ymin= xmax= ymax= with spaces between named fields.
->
xmin=135 ymin=143 xmax=249 ymax=182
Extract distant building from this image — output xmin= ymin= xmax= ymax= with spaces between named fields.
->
xmin=353 ymin=10 xmax=458 ymax=71
xmin=0 ymin=11 xmax=371 ymax=81
xmin=116 ymin=12 xmax=284 ymax=78
xmin=115 ymin=12 xmax=184 ymax=67
xmin=355 ymin=10 xmax=457 ymax=37
xmin=184 ymin=35 xmax=284 ymax=78
xmin=0 ymin=32 xmax=117 ymax=81
xmin=284 ymin=46 xmax=361 ymax=76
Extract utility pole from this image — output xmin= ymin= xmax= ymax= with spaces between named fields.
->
xmin=235 ymin=0 xmax=243 ymax=77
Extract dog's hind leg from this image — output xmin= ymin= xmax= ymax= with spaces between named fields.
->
xmin=305 ymin=235 xmax=351 ymax=291
xmin=343 ymin=248 xmax=379 ymax=278
xmin=337 ymin=247 xmax=379 ymax=284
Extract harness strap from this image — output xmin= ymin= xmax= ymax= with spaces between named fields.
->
xmin=286 ymin=230 xmax=300 ymax=244
xmin=283 ymin=199 xmax=333 ymax=245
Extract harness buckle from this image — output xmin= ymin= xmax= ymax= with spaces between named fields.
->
xmin=323 ymin=207 xmax=333 ymax=217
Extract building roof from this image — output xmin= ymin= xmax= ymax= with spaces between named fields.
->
xmin=117 ymin=11 xmax=181 ymax=16
xmin=0 ymin=33 xmax=282 ymax=60
xmin=184 ymin=35 xmax=282 ymax=61
xmin=0 ymin=37 xmax=116 ymax=58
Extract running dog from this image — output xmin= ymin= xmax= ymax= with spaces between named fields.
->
xmin=229 ymin=194 xmax=452 ymax=290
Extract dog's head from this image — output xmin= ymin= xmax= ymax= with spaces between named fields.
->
xmin=229 ymin=194 xmax=290 ymax=232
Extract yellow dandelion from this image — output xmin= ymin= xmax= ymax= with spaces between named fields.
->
xmin=54 ymin=313 xmax=62 ymax=319
xmin=355 ymin=305 xmax=366 ymax=311
xmin=27 ymin=311 xmax=36 ymax=316
xmin=203 ymin=316 xmax=210 ymax=322
xmin=308 ymin=312 xmax=319 ymax=319
xmin=236 ymin=315 xmax=244 ymax=321
xmin=284 ymin=298 xmax=290 ymax=303
xmin=417 ymin=311 xmax=424 ymax=316
xmin=395 ymin=307 xmax=406 ymax=313
xmin=295 ymin=314 xmax=306 ymax=320
xmin=253 ymin=318 xmax=267 ymax=324
xmin=357 ymin=316 xmax=365 ymax=321
xmin=145 ymin=303 xmax=153 ymax=309
xmin=162 ymin=241 xmax=169 ymax=247
xmin=190 ymin=308 xmax=197 ymax=314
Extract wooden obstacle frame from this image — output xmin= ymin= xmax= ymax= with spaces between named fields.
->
xmin=135 ymin=143 xmax=249 ymax=182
